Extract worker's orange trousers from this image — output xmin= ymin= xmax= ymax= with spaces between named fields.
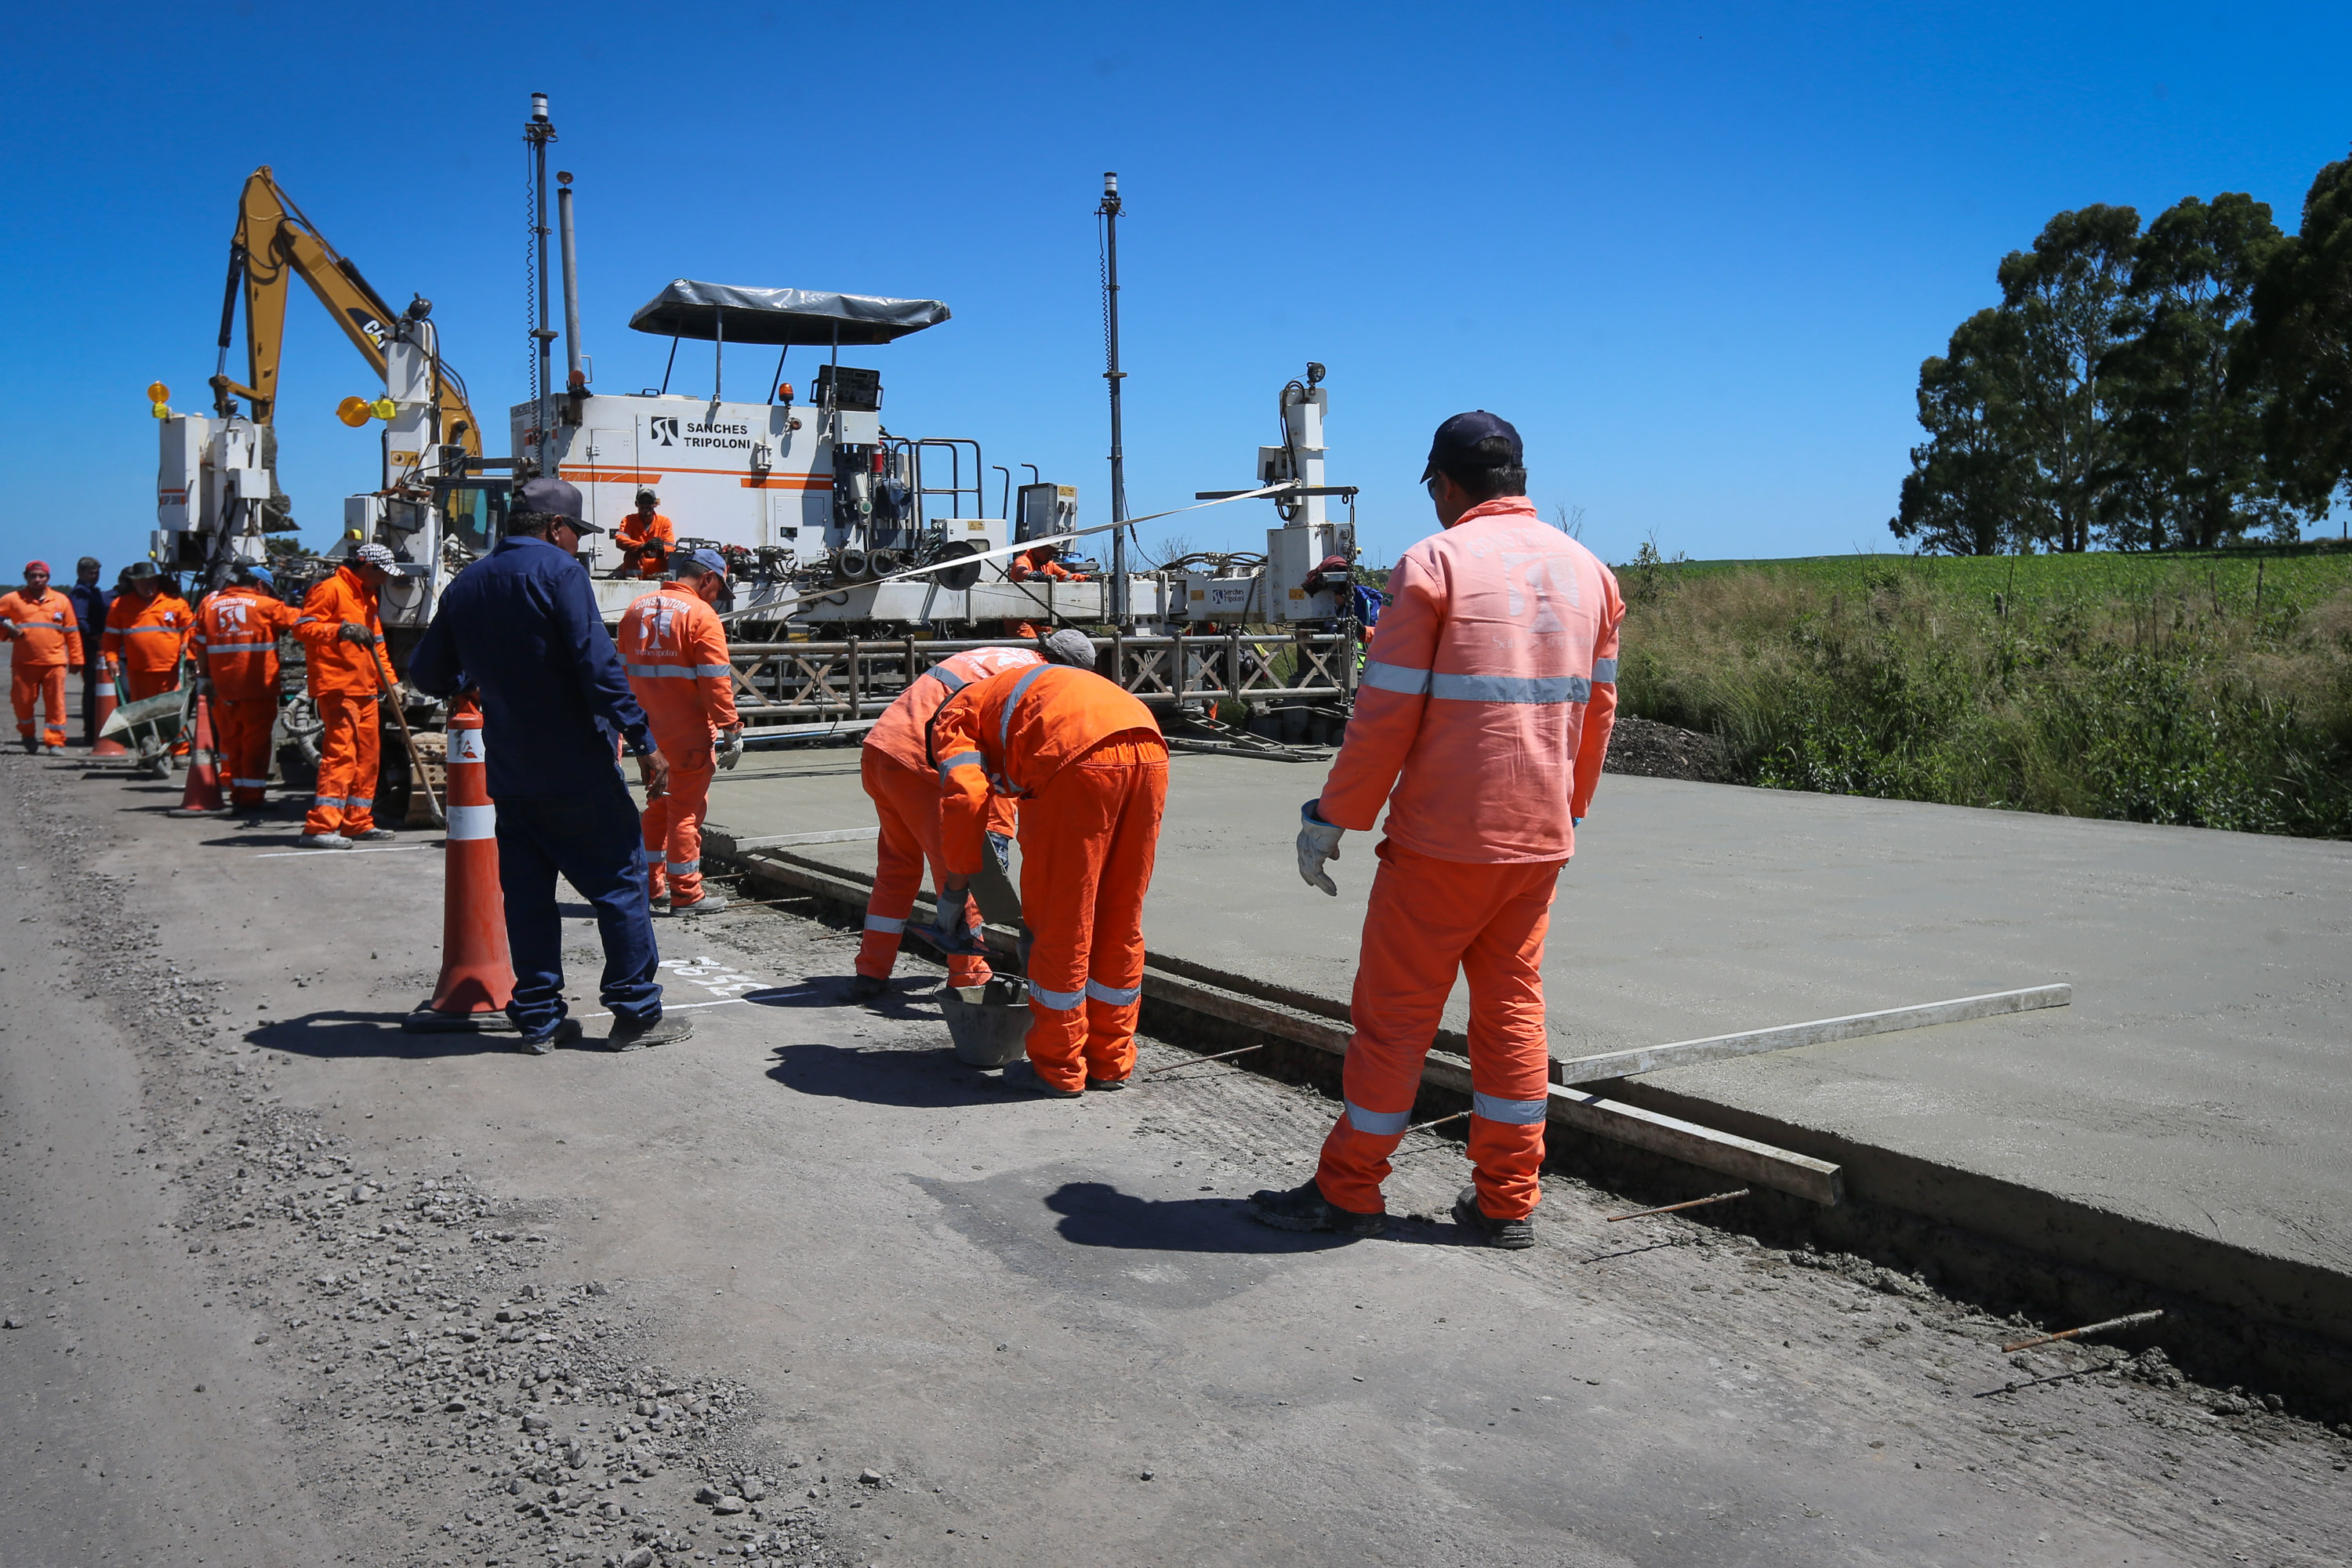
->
xmin=11 ymin=665 xmax=68 ymax=747
xmin=642 ymin=744 xmax=715 ymax=907
xmin=304 ymin=693 xmax=380 ymax=837
xmin=1316 ymin=842 xmax=1566 ymax=1221
xmin=212 ymin=695 xmax=277 ymax=810
xmin=857 ymin=748 xmax=993 ymax=987
xmin=1016 ymin=734 xmax=1167 ymax=1091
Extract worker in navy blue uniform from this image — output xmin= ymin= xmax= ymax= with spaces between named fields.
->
xmin=65 ymin=557 xmax=111 ymax=746
xmin=407 ymin=477 xmax=693 ymax=1055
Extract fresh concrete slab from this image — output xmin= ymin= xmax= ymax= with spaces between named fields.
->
xmin=706 ymin=746 xmax=2352 ymax=1302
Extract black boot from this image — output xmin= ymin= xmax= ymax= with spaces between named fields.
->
xmin=1247 ymin=1179 xmax=1385 ymax=1238
xmin=1452 ymin=1184 xmax=1535 ymax=1249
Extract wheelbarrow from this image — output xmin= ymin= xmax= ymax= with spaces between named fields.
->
xmin=99 ymin=688 xmax=187 ymax=779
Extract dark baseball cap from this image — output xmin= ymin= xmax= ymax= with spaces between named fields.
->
xmin=1421 ymin=410 xmax=1524 ymax=483
xmin=517 ymin=476 xmax=602 ymax=532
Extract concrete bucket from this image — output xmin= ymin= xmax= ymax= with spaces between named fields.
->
xmin=941 ymin=976 xmax=1031 ymax=1066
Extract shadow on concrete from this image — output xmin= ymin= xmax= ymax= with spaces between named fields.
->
xmin=245 ymin=1009 xmax=537 ymax=1061
xmin=1043 ymin=1179 xmax=1477 ymax=1254
xmin=765 ymin=1041 xmax=1004 ymax=1109
xmin=748 ymin=976 xmax=946 ymax=1026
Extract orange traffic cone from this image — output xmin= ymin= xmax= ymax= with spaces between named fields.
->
xmin=165 ymin=695 xmax=228 ymax=816
xmin=91 ymin=665 xmax=127 ymax=757
xmin=404 ymin=700 xmax=517 ymax=1032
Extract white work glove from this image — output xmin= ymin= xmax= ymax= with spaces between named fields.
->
xmin=1296 ymin=799 xmax=1343 ymax=896
xmin=715 ymin=728 xmax=744 ymax=770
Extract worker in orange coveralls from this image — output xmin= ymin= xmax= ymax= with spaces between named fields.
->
xmin=848 ymin=641 xmax=1065 ymax=1001
xmin=293 ymin=543 xmax=395 ymax=848
xmin=614 ymin=488 xmax=675 ymax=579
xmin=1251 ymin=411 xmax=1624 ymax=1249
xmin=929 ymin=631 xmax=1166 ymax=1096
xmin=1007 ymin=542 xmax=1085 ymax=583
xmin=192 ymin=563 xmax=299 ymax=814
xmin=616 ymin=548 xmax=742 ymax=915
xmin=1 ymin=559 xmax=83 ymax=753
xmin=102 ymin=561 xmax=192 ymax=704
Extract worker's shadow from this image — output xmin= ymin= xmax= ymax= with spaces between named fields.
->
xmin=1043 ymin=1180 xmax=1475 ymax=1254
xmin=245 ymin=1009 xmax=530 ymax=1060
xmin=765 ymin=1042 xmax=1007 ymax=1109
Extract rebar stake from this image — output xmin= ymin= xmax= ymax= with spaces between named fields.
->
xmin=1604 ymin=1189 xmax=1751 ymax=1223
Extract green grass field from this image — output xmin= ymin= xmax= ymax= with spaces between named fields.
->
xmin=1613 ymin=543 xmax=2352 ymax=838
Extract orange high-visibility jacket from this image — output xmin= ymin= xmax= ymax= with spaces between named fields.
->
xmin=0 ymin=588 xmax=83 ymax=667
xmin=615 ymin=511 xmax=675 ymax=578
xmin=194 ymin=586 xmax=299 ymax=701
xmin=1007 ymin=548 xmax=1084 ymax=583
xmin=1319 ymin=496 xmax=1624 ymax=864
xmin=930 ymin=663 xmax=1159 ymax=877
xmin=103 ymin=590 xmax=193 ymax=674
xmin=866 ymin=645 xmax=1044 ymax=776
xmin=615 ymin=584 xmax=740 ymax=748
xmin=294 ymin=567 xmax=386 ymax=698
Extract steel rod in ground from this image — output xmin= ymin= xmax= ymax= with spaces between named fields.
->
xmin=1405 ymin=1109 xmax=1468 ymax=1136
xmin=2002 ymin=1309 xmax=2163 ymax=1355
xmin=1145 ymin=1043 xmax=1264 ymax=1076
xmin=1604 ymin=1188 xmax=1751 ymax=1222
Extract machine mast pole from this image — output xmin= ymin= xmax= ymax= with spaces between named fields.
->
xmin=1098 ymin=171 xmax=1130 ymax=624
xmin=526 ymin=93 xmax=559 ymax=476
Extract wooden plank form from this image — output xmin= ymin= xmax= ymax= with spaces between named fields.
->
xmin=1550 ymin=984 xmax=2074 ymax=1086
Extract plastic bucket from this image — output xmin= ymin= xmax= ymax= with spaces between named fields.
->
xmin=942 ymin=976 xmax=1032 ymax=1067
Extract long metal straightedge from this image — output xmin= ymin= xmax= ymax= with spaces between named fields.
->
xmin=1549 ymin=985 xmax=2074 ymax=1087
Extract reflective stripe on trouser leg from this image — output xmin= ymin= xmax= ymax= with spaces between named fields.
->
xmin=213 ymin=696 xmax=275 ymax=808
xmin=303 ymin=695 xmax=381 ymax=836
xmin=1015 ymin=738 xmax=1166 ymax=1089
xmin=655 ymin=754 xmax=713 ymax=906
xmin=1315 ymin=841 xmax=1565 ymax=1219
xmin=857 ymin=746 xmax=992 ymax=986
xmin=640 ymin=793 xmax=671 ymax=900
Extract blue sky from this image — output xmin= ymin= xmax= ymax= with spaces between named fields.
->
xmin=2 ymin=2 xmax=2347 ymax=579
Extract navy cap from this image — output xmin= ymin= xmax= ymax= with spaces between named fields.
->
xmin=518 ymin=476 xmax=601 ymax=532
xmin=1421 ymin=410 xmax=1524 ymax=483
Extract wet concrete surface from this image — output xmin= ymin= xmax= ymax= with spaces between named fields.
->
xmin=8 ymin=746 xmax=2352 ymax=1566
xmin=707 ymin=745 xmax=2352 ymax=1295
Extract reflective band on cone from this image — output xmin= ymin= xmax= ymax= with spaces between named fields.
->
xmin=91 ymin=675 xmax=125 ymax=757
xmin=405 ymin=699 xmax=517 ymax=1031
xmin=165 ymin=695 xmax=227 ymax=815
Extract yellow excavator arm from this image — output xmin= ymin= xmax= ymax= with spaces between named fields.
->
xmin=209 ymin=167 xmax=481 ymax=459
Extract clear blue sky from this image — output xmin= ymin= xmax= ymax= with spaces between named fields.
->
xmin=2 ymin=2 xmax=2346 ymax=579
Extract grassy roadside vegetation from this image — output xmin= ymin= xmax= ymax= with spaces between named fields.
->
xmin=1615 ymin=544 xmax=2352 ymax=837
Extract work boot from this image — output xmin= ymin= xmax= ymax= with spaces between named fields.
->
xmin=17 ymin=737 xmax=34 ymax=754
xmin=350 ymin=826 xmax=396 ymax=842
xmin=296 ymin=833 xmax=353 ymax=850
xmin=1085 ymin=1073 xmax=1132 ymax=1092
xmin=995 ymin=1062 xmax=1082 ymax=1098
xmin=606 ymin=1014 xmax=695 ymax=1052
xmin=42 ymin=743 xmax=64 ymax=757
xmin=517 ymin=1018 xmax=584 ymax=1056
xmin=1451 ymin=1183 xmax=1536 ymax=1250
xmin=844 ymin=974 xmax=890 ymax=1001
xmin=1248 ymin=1179 xmax=1386 ymax=1238
xmin=668 ymin=892 xmax=729 ymax=916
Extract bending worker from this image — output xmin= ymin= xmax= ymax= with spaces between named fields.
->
xmin=1252 ymin=412 xmax=1623 ymax=1249
xmin=928 ymin=633 xmax=1167 ymax=1095
xmin=616 ymin=547 xmax=743 ymax=916
xmin=849 ymin=637 xmax=1064 ymax=1001
xmin=293 ymin=543 xmax=397 ymax=848
xmin=1 ymin=560 xmax=83 ymax=754
xmin=614 ymin=488 xmax=674 ymax=579
xmin=103 ymin=561 xmax=192 ymax=704
xmin=193 ymin=563 xmax=297 ymax=815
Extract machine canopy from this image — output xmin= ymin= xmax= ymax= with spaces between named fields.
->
xmin=626 ymin=279 xmax=950 ymax=346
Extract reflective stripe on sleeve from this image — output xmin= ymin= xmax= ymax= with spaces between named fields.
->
xmin=692 ymin=663 xmax=731 ymax=678
xmin=1359 ymin=660 xmax=1431 ymax=695
xmin=1472 ymin=1091 xmax=1550 ymax=1125
xmin=1029 ymin=982 xmax=1083 ymax=1011
xmin=864 ymin=913 xmax=906 ymax=935
xmin=1084 ymin=978 xmax=1141 ymax=1007
xmin=924 ymin=666 xmax=968 ymax=694
xmin=1429 ymin=672 xmax=1591 ymax=705
xmin=445 ymin=804 xmax=495 ymax=840
xmin=1344 ymin=1101 xmax=1411 ymax=1137
xmin=996 ymin=663 xmax=1054 ymax=774
xmin=625 ymin=663 xmax=694 ymax=679
xmin=936 ymin=749 xmax=984 ymax=780
xmin=1590 ymin=656 xmax=1618 ymax=684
